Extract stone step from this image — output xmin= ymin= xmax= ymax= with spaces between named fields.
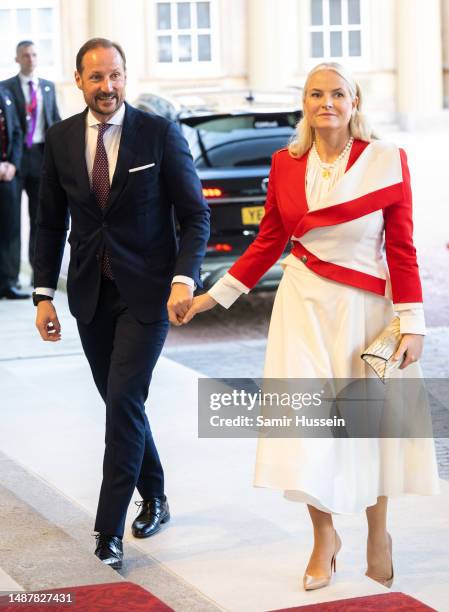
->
xmin=0 ymin=452 xmax=220 ymax=611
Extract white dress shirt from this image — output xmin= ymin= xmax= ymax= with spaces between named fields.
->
xmin=36 ymin=104 xmax=194 ymax=298
xmin=19 ymin=72 xmax=45 ymax=144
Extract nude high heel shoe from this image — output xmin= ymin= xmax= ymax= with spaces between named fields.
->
xmin=365 ymin=531 xmax=394 ymax=588
xmin=303 ymin=529 xmax=342 ymax=591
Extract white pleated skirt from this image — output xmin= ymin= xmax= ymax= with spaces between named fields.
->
xmin=254 ymin=255 xmax=441 ymax=514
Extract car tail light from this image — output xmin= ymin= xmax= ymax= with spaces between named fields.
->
xmin=207 ymin=243 xmax=233 ymax=253
xmin=203 ymin=187 xmax=223 ymax=198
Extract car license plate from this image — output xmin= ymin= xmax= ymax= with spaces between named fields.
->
xmin=241 ymin=206 xmax=265 ymax=225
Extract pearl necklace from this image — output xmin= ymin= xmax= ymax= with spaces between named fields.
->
xmin=311 ymin=137 xmax=354 ymax=179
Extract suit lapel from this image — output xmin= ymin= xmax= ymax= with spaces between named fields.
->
xmin=106 ymin=102 xmax=139 ymax=212
xmin=345 ymin=138 xmax=369 ymax=172
xmin=39 ymin=78 xmax=50 ymax=128
xmin=290 ymin=138 xmax=368 ymax=224
xmin=12 ymin=76 xmax=27 ymax=132
xmin=68 ymin=103 xmax=140 ymax=212
xmin=70 ymin=108 xmax=92 ymax=204
xmin=300 ymin=138 xmax=368 ymax=211
xmin=2 ymin=92 xmax=15 ymax=146
xmin=292 ymin=139 xmax=402 ymax=239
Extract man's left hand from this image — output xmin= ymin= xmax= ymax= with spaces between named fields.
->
xmin=167 ymin=283 xmax=194 ymax=326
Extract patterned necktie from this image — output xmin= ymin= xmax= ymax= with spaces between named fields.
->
xmin=26 ymin=80 xmax=37 ymax=148
xmin=92 ymin=123 xmax=113 ymax=279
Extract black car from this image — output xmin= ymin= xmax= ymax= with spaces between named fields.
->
xmin=135 ymin=90 xmax=302 ymax=291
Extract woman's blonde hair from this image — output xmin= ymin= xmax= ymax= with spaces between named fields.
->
xmin=288 ymin=62 xmax=375 ymax=158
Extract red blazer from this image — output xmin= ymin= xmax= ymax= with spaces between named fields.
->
xmin=228 ymin=139 xmax=422 ymax=304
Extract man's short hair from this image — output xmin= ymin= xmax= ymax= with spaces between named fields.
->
xmin=16 ymin=40 xmax=35 ymax=53
xmin=76 ymin=38 xmax=126 ymax=74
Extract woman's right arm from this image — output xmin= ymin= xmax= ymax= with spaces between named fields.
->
xmin=182 ymin=152 xmax=291 ymax=322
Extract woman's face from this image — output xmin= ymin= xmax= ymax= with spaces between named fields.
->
xmin=303 ymin=70 xmax=357 ymax=133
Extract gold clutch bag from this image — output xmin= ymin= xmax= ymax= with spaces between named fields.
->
xmin=361 ymin=317 xmax=402 ymax=383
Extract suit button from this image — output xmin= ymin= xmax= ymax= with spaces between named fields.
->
xmin=102 ymin=222 xmax=108 ymax=228
xmin=300 ymin=255 xmax=308 ymax=263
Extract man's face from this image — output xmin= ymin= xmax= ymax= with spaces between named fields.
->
xmin=16 ymin=44 xmax=37 ymax=75
xmin=75 ymin=46 xmax=126 ymax=120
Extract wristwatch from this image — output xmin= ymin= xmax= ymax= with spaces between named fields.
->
xmin=32 ymin=292 xmax=53 ymax=306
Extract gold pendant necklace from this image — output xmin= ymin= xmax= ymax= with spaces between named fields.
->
xmin=313 ymin=137 xmax=354 ymax=181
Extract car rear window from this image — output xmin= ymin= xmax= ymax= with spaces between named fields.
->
xmin=181 ymin=112 xmax=300 ymax=168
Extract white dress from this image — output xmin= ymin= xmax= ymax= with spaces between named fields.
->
xmin=250 ymin=147 xmax=441 ymax=514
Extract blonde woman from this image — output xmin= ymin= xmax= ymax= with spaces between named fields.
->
xmin=182 ymin=63 xmax=440 ymax=590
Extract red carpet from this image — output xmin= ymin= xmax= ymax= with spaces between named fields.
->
xmin=0 ymin=582 xmax=173 ymax=611
xmin=270 ymin=592 xmax=437 ymax=611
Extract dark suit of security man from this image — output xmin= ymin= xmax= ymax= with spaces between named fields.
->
xmin=1 ymin=40 xmax=61 ymax=282
xmin=33 ymin=38 xmax=210 ymax=570
xmin=0 ymin=87 xmax=27 ymax=299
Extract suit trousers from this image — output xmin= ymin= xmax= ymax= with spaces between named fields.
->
xmin=0 ymin=179 xmax=19 ymax=292
xmin=16 ymin=144 xmax=45 ymax=274
xmin=77 ymin=277 xmax=169 ymax=537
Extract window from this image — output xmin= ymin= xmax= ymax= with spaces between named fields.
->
xmin=156 ymin=1 xmax=214 ymax=65
xmin=310 ymin=0 xmax=362 ymax=60
xmin=181 ymin=113 xmax=300 ymax=168
xmin=0 ymin=1 xmax=58 ymax=78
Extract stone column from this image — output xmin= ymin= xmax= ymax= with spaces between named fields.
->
xmin=247 ymin=0 xmax=299 ymax=89
xmin=396 ymin=0 xmax=444 ymax=129
xmin=86 ymin=0 xmax=145 ymax=100
xmin=442 ymin=0 xmax=449 ymax=108
xmin=56 ymin=0 xmax=89 ymax=117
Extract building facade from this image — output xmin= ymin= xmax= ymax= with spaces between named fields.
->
xmin=0 ymin=0 xmax=447 ymax=129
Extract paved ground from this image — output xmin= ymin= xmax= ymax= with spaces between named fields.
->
xmin=1 ymin=295 xmax=448 ymax=612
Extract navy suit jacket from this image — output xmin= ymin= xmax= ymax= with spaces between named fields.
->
xmin=0 ymin=86 xmax=23 ymax=169
xmin=34 ymin=102 xmax=210 ymax=324
xmin=0 ymin=75 xmax=61 ymax=139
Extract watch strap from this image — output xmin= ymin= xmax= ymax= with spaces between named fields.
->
xmin=32 ymin=292 xmax=53 ymax=306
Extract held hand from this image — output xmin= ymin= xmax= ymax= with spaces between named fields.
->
xmin=35 ymin=301 xmax=61 ymax=342
xmin=167 ymin=282 xmax=194 ymax=326
xmin=182 ymin=293 xmax=217 ymax=324
xmin=393 ymin=333 xmax=424 ymax=369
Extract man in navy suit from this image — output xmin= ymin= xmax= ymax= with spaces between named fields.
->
xmin=1 ymin=40 xmax=61 ymax=284
xmin=0 ymin=86 xmax=29 ymax=299
xmin=33 ymin=38 xmax=210 ymax=569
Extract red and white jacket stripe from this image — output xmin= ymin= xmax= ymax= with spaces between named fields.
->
xmin=209 ymin=139 xmax=425 ymax=334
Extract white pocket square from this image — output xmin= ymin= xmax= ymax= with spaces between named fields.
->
xmin=129 ymin=163 xmax=156 ymax=173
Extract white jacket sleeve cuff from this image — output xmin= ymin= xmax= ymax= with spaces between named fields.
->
xmin=208 ymin=273 xmax=250 ymax=309
xmin=393 ymin=302 xmax=426 ymax=335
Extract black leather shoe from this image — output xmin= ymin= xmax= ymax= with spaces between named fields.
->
xmin=132 ymin=496 xmax=170 ymax=538
xmin=94 ymin=534 xmax=123 ymax=570
xmin=0 ymin=286 xmax=31 ymax=300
